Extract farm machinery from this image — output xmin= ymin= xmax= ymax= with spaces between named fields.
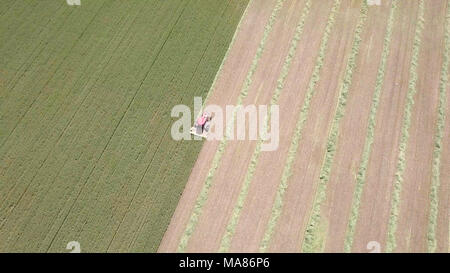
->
xmin=190 ymin=112 xmax=211 ymax=138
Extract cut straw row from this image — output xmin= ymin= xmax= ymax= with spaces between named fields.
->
xmin=386 ymin=0 xmax=425 ymax=253
xmin=259 ymin=0 xmax=342 ymax=253
xmin=427 ymin=0 xmax=450 ymax=253
xmin=177 ymin=0 xmax=286 ymax=252
xmin=218 ymin=0 xmax=313 ymax=252
xmin=302 ymin=0 xmax=369 ymax=253
xmin=344 ymin=0 xmax=398 ymax=253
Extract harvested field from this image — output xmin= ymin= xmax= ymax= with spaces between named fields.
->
xmin=161 ymin=0 xmax=450 ymax=253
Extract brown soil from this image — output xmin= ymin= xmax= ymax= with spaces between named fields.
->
xmin=322 ymin=0 xmax=392 ymax=252
xmin=395 ymin=0 xmax=447 ymax=252
xmin=158 ymin=0 xmax=278 ymax=252
xmin=351 ymin=0 xmax=420 ymax=252
xmin=160 ymin=0 xmax=450 ymax=253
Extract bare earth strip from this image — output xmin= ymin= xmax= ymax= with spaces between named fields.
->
xmin=395 ymin=0 xmax=447 ymax=253
xmin=158 ymin=0 xmax=278 ymax=252
xmin=267 ymin=0 xmax=362 ymax=252
xmin=228 ymin=0 xmax=333 ymax=253
xmin=320 ymin=0 xmax=392 ymax=253
xmin=351 ymin=0 xmax=421 ymax=252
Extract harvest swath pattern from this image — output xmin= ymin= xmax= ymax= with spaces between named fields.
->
xmin=2 ymin=0 xmax=449 ymax=253
xmin=428 ymin=0 xmax=450 ymax=253
xmin=162 ymin=0 xmax=450 ymax=253
xmin=386 ymin=0 xmax=425 ymax=252
xmin=219 ymin=0 xmax=313 ymax=252
xmin=344 ymin=0 xmax=398 ymax=252
xmin=176 ymin=0 xmax=286 ymax=252
xmin=0 ymin=0 xmax=248 ymax=252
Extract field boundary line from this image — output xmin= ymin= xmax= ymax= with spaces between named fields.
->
xmin=218 ymin=0 xmax=313 ymax=253
xmin=99 ymin=0 xmax=206 ymax=251
xmin=427 ymin=0 xmax=450 ymax=253
xmin=197 ymin=0 xmax=253 ymax=116
xmin=258 ymin=0 xmax=342 ymax=253
xmin=176 ymin=0 xmax=286 ymax=253
xmin=386 ymin=0 xmax=425 ymax=253
xmin=302 ymin=0 xmax=369 ymax=253
xmin=343 ymin=0 xmax=398 ymax=253
xmin=0 ymin=1 xmax=41 ymax=60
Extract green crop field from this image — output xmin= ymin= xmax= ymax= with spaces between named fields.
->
xmin=0 ymin=0 xmax=248 ymax=252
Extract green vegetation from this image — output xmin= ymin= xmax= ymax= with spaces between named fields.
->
xmin=386 ymin=0 xmax=425 ymax=253
xmin=302 ymin=1 xmax=368 ymax=253
xmin=0 ymin=0 xmax=248 ymax=252
xmin=177 ymin=0 xmax=286 ymax=252
xmin=344 ymin=0 xmax=398 ymax=253
xmin=427 ymin=0 xmax=450 ymax=253
xmin=218 ymin=0 xmax=313 ymax=253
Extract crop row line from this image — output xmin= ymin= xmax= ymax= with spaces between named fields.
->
xmin=176 ymin=0 xmax=286 ymax=252
xmin=103 ymin=1 xmax=241 ymax=252
xmin=200 ymin=0 xmax=253 ymax=111
xmin=343 ymin=0 xmax=398 ymax=253
xmin=427 ymin=0 xmax=450 ymax=253
xmin=0 ymin=0 xmax=111 ymax=232
xmin=0 ymin=1 xmax=66 ymax=99
xmin=45 ymin=0 xmax=164 ymax=251
xmin=386 ymin=0 xmax=425 ymax=253
xmin=0 ymin=1 xmax=78 ymax=150
xmin=218 ymin=0 xmax=313 ymax=253
xmin=40 ymin=0 xmax=188 ymax=251
xmin=302 ymin=0 xmax=369 ymax=253
xmin=0 ymin=0 xmax=134 ymax=250
xmin=258 ymin=0 xmax=342 ymax=253
xmin=123 ymin=0 xmax=235 ymax=251
xmin=85 ymin=0 xmax=244 ymax=252
xmin=48 ymin=0 xmax=227 ymax=251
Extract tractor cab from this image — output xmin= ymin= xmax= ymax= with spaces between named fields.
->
xmin=190 ymin=112 xmax=211 ymax=138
